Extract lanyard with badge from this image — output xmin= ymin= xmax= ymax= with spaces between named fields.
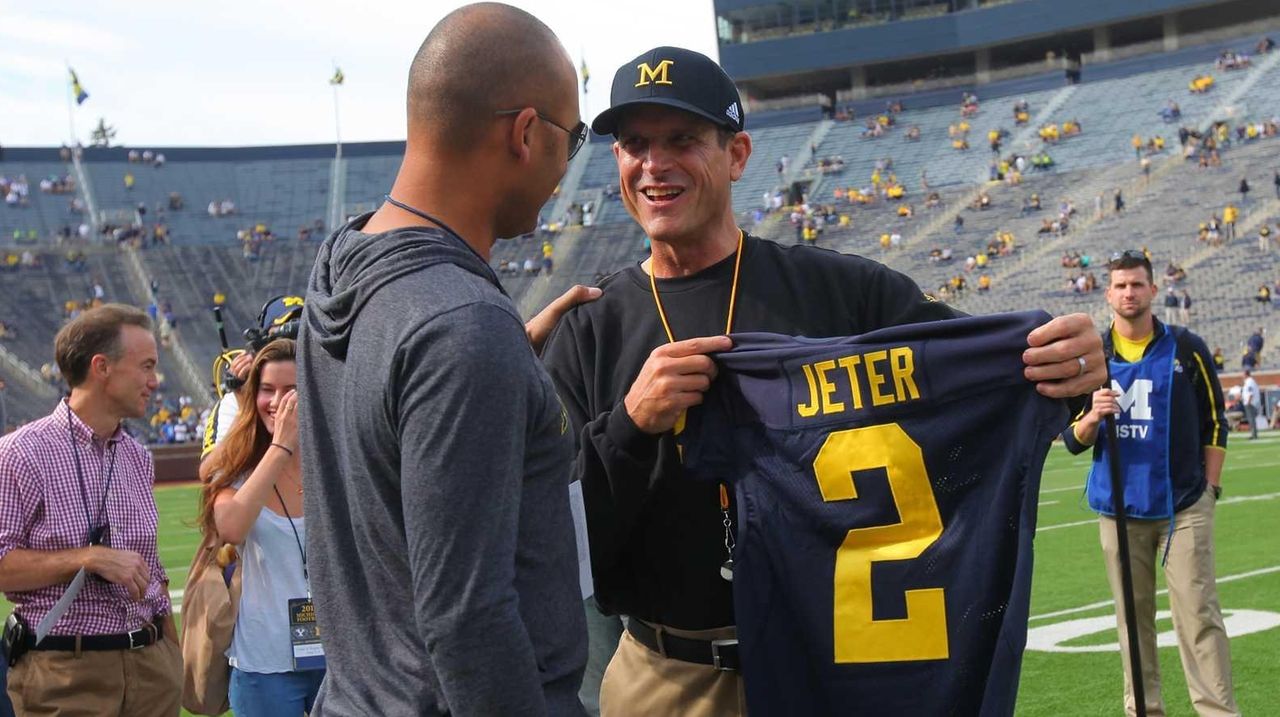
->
xmin=648 ymin=229 xmax=744 ymax=582
xmin=33 ymin=408 xmax=120 ymax=646
xmin=273 ymin=485 xmax=325 ymax=671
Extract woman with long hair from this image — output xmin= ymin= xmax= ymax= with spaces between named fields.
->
xmin=198 ymin=338 xmax=321 ymax=715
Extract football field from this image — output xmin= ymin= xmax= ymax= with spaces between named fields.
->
xmin=4 ymin=435 xmax=1276 ymax=715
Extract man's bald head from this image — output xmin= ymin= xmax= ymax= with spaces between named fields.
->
xmin=408 ymin=2 xmax=575 ymax=149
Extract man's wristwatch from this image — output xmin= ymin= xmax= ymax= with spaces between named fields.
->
xmin=1212 ymin=484 xmax=1223 ymax=500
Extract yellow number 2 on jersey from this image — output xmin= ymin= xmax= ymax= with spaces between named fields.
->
xmin=812 ymin=423 xmax=949 ymax=663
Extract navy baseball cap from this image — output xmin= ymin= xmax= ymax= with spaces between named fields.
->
xmin=592 ymin=46 xmax=745 ymax=136
xmin=258 ymin=295 xmax=304 ymax=329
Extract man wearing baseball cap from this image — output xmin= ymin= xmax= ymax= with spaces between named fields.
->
xmin=543 ymin=47 xmax=1106 ymax=715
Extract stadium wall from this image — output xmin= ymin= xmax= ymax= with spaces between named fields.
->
xmin=717 ymin=0 xmax=1274 ymax=94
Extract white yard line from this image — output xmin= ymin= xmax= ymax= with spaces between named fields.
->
xmin=1040 ymin=484 xmax=1084 ymax=495
xmin=1030 ymin=565 xmax=1280 ymax=622
xmin=1038 ymin=500 xmax=1060 ymax=507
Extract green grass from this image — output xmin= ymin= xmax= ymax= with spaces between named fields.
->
xmin=4 ymin=436 xmax=1276 ymax=715
xmin=1019 ymin=434 xmax=1280 ymax=716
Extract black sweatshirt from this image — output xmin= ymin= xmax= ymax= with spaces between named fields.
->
xmin=542 ymin=235 xmax=958 ymax=630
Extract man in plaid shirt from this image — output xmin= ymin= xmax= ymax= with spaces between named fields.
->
xmin=0 ymin=304 xmax=180 ymax=716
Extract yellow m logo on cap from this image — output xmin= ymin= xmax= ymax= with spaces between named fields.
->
xmin=636 ymin=60 xmax=675 ymax=87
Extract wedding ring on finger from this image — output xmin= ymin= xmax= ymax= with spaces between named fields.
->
xmin=1076 ymin=356 xmax=1087 ymax=377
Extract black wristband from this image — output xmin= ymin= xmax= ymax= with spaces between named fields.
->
xmin=1212 ymin=484 xmax=1222 ymax=500
xmin=271 ymin=443 xmax=295 ymax=456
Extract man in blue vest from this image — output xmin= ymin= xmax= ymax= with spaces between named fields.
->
xmin=1062 ymin=250 xmax=1237 ymax=717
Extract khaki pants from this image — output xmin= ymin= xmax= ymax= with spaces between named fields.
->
xmin=600 ymin=623 xmax=745 ymax=717
xmin=6 ymin=634 xmax=182 ymax=717
xmin=1099 ymin=489 xmax=1239 ymax=717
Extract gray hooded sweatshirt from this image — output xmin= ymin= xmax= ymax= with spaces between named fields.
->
xmin=298 ymin=214 xmax=586 ymax=716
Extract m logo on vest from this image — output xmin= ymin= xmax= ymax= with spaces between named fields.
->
xmin=1112 ymin=378 xmax=1154 ymax=439
xmin=1112 ymin=379 xmax=1153 ymax=420
xmin=636 ymin=60 xmax=674 ymax=87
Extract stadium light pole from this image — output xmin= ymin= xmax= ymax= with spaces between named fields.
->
xmin=1104 ymin=409 xmax=1147 ymax=717
xmin=330 ymin=63 xmax=343 ymax=160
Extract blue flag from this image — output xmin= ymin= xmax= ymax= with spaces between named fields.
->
xmin=69 ymin=68 xmax=89 ymax=105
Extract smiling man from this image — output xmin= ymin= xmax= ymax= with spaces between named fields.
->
xmin=0 ymin=304 xmax=180 ymax=716
xmin=542 ymin=46 xmax=1108 ymax=715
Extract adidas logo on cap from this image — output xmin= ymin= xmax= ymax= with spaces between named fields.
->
xmin=726 ymin=102 xmax=740 ymax=124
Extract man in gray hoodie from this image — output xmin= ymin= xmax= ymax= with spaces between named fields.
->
xmin=296 ymin=4 xmax=592 ymax=714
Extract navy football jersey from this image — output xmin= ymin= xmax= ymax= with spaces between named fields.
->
xmin=681 ymin=311 xmax=1069 ymax=716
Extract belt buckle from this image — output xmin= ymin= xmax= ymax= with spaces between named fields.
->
xmin=127 ymin=624 xmax=154 ymax=650
xmin=710 ymin=638 xmax=738 ymax=672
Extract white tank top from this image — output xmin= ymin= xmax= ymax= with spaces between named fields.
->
xmin=227 ymin=481 xmax=309 ymax=674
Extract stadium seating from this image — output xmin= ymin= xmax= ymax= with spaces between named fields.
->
xmin=0 ymin=160 xmax=79 ymax=243
xmin=3 ymin=32 xmax=1278 ymax=428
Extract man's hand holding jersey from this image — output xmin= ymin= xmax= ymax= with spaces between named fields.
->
xmin=1023 ymin=313 xmax=1106 ymax=398
xmin=625 ymin=336 xmax=733 ymax=433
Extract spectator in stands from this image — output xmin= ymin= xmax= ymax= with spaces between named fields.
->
xmin=123 ymin=172 xmax=135 ymax=191
xmin=1223 ymin=204 xmax=1238 ymax=240
xmin=1247 ymin=327 xmax=1265 ymax=362
xmin=1178 ymin=290 xmax=1192 ymax=326
xmin=1212 ymin=347 xmax=1225 ymax=372
xmin=1274 ymin=170 xmax=1280 ymax=199
xmin=542 ymin=240 xmax=554 ymax=274
xmin=1260 ymin=223 xmax=1273 ymax=253
xmin=1188 ymin=74 xmax=1214 ymax=93
xmin=153 ymin=153 xmax=165 ymax=169
xmin=1258 ymin=285 xmax=1272 ymax=304
xmin=1163 ymin=287 xmax=1179 ymax=323
xmin=1239 ymin=178 xmax=1250 ymax=204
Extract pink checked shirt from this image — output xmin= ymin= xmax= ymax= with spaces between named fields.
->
xmin=0 ymin=400 xmax=170 ymax=635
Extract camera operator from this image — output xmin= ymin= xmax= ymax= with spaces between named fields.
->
xmin=201 ymin=296 xmax=304 ymax=469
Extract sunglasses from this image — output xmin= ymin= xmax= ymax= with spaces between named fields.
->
xmin=495 ymin=109 xmax=588 ymax=160
xmin=1109 ymin=249 xmax=1149 ymax=265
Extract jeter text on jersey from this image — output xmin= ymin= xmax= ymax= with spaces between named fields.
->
xmin=796 ymin=346 xmax=921 ymax=418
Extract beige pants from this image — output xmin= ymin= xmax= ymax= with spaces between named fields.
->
xmin=1099 ymin=488 xmax=1239 ymax=717
xmin=6 ymin=633 xmax=182 ymax=717
xmin=600 ymin=623 xmax=745 ymax=717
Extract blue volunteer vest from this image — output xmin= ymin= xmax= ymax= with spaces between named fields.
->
xmin=1086 ymin=331 xmax=1176 ymax=518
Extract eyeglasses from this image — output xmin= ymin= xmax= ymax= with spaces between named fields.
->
xmin=495 ymin=109 xmax=588 ymax=161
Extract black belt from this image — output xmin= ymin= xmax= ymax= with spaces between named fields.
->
xmin=26 ymin=619 xmax=164 ymax=652
xmin=627 ymin=619 xmax=740 ymax=672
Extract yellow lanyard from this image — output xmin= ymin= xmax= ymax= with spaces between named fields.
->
xmin=647 ymin=229 xmax=745 ymax=582
xmin=648 ymin=229 xmax=745 ymax=342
